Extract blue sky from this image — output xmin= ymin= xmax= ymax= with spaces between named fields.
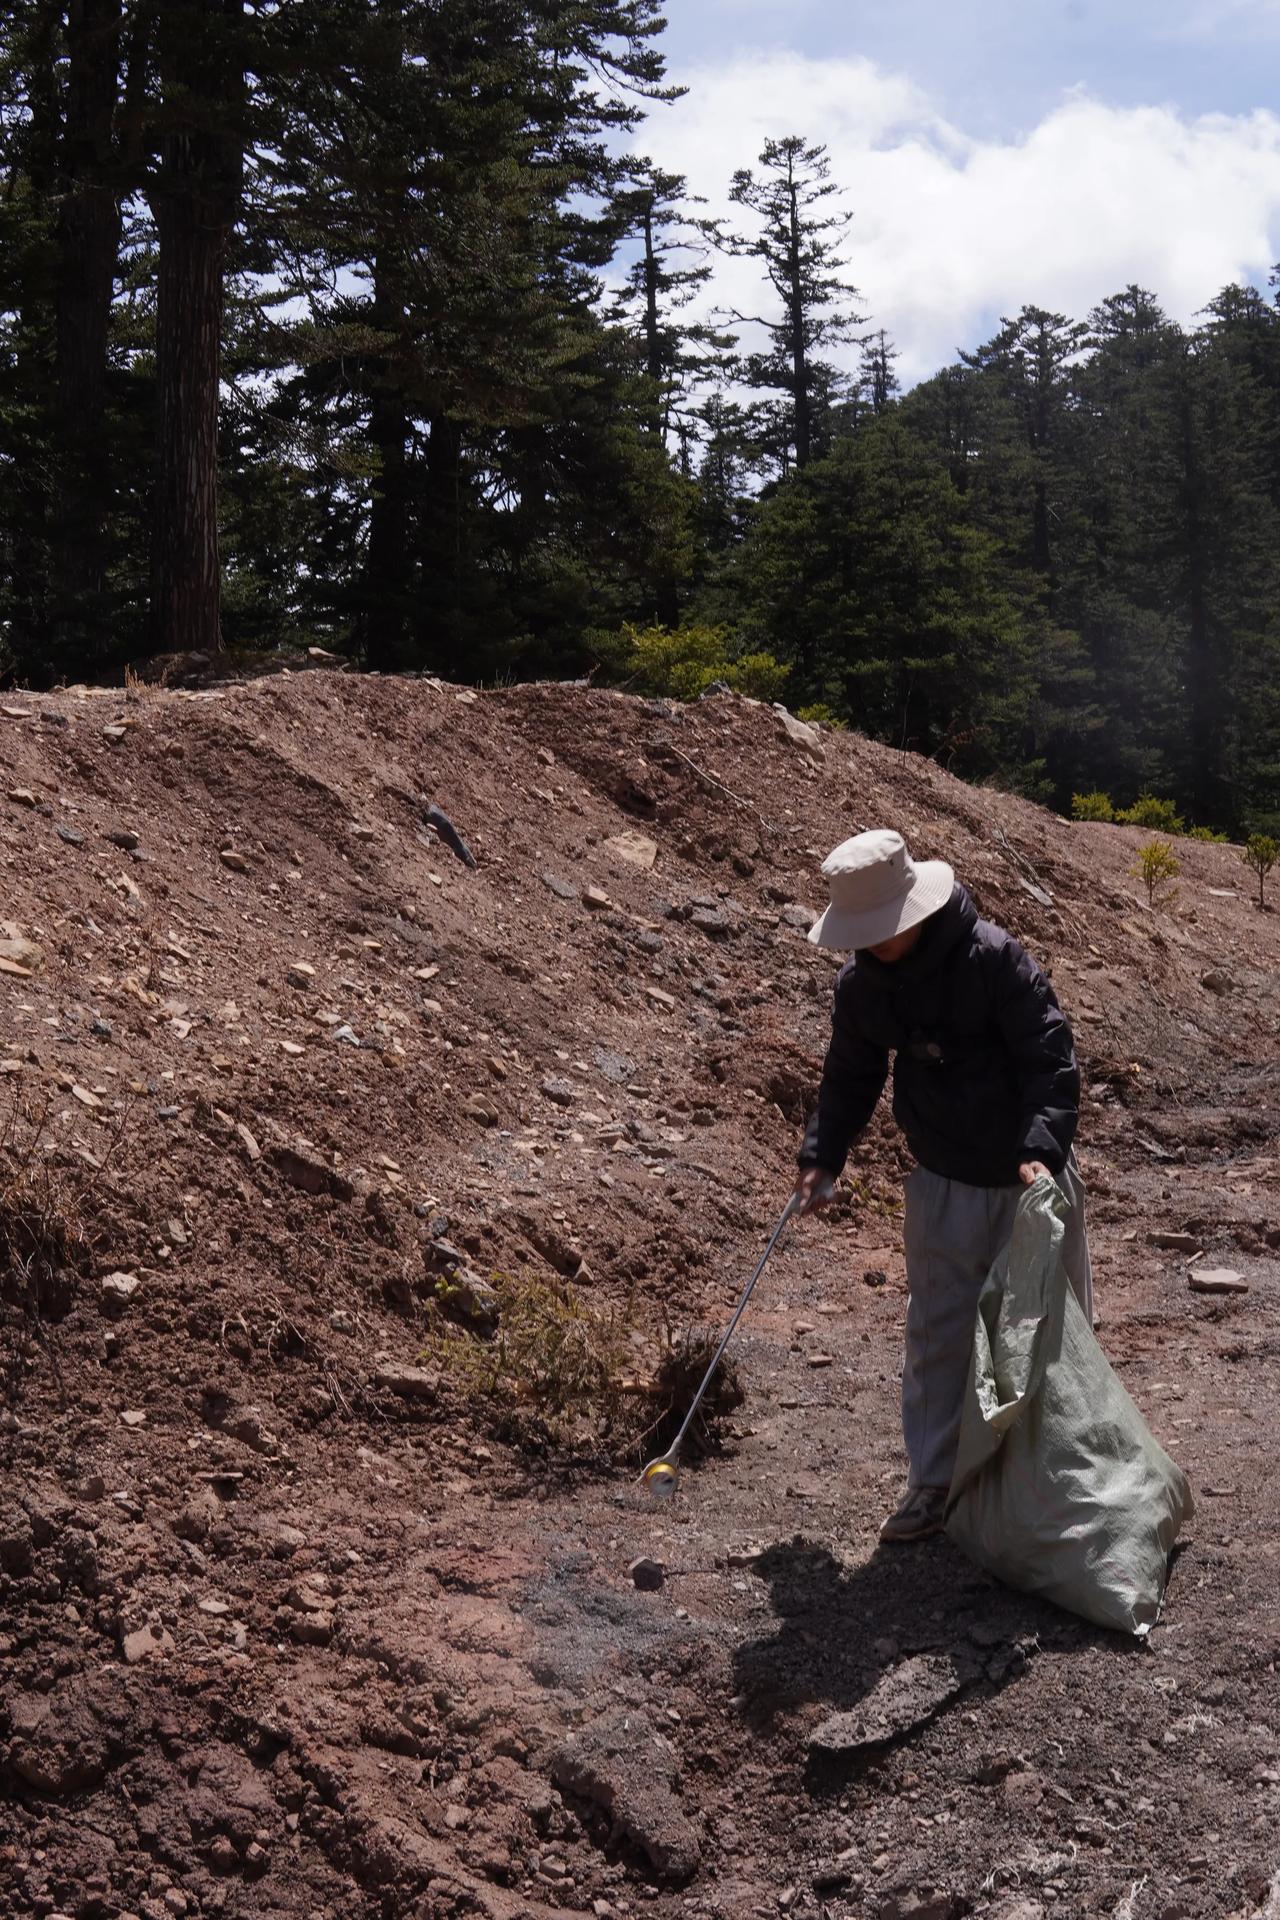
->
xmin=638 ymin=2 xmax=1280 ymax=383
xmin=659 ymin=1 xmax=1280 ymax=136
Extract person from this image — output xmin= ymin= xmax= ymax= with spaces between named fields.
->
xmin=794 ymin=828 xmax=1092 ymax=1543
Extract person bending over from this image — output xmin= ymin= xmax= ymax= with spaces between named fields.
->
xmin=795 ymin=829 xmax=1092 ymax=1542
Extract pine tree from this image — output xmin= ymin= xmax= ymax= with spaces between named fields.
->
xmin=858 ymin=328 xmax=899 ymax=416
xmin=610 ymin=163 xmax=725 ymax=444
xmin=720 ymin=136 xmax=862 ymax=472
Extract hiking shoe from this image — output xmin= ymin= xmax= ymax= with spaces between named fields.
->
xmin=879 ymin=1486 xmax=948 ymax=1543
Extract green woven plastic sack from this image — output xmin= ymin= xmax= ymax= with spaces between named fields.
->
xmin=945 ymin=1176 xmax=1194 ymax=1636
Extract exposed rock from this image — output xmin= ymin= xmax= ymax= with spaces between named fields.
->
xmin=583 ymin=886 xmax=613 ymax=911
xmin=7 ymin=787 xmax=37 ymax=808
xmin=219 ymin=848 xmax=250 ymax=873
xmin=122 ymin=1622 xmax=176 ymax=1664
xmin=221 ymin=1404 xmax=279 ymax=1454
xmin=465 ymin=1093 xmax=499 ymax=1127
xmin=1189 ymin=1268 xmax=1248 ymax=1295
xmin=690 ymin=904 xmax=732 ymax=939
xmin=375 ymin=1363 xmax=439 ymax=1401
xmin=542 ymin=872 xmax=578 ymax=901
xmin=0 ymin=932 xmax=43 ymax=973
xmin=605 ymin=830 xmax=658 ymax=871
xmin=1200 ymin=968 xmax=1234 ymax=995
xmin=645 ymin=986 xmax=676 ymax=1011
xmin=540 ymin=1075 xmax=577 ymax=1107
xmin=1149 ymin=1230 xmax=1200 ymax=1253
xmin=104 ymin=828 xmax=140 ymax=851
xmin=773 ymin=704 xmax=824 ymax=759
xmin=628 ymin=1555 xmax=665 ymax=1592
xmin=288 ymin=1610 xmax=334 ymax=1646
xmin=552 ymin=1708 xmax=702 ymax=1884
xmin=594 ymin=1044 xmax=635 ymax=1084
xmin=287 ymin=960 xmax=316 ymax=987
xmin=100 ymin=1271 xmax=140 ymax=1312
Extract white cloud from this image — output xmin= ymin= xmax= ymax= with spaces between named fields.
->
xmin=640 ymin=52 xmax=1280 ymax=385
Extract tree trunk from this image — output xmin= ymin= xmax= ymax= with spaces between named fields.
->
xmin=8 ymin=0 xmax=64 ymax=681
xmin=416 ymin=414 xmax=463 ymax=673
xmin=362 ymin=292 xmax=412 ymax=672
xmin=51 ymin=0 xmax=125 ymax=665
xmin=787 ymin=179 xmax=809 ymax=469
xmin=640 ymin=202 xmax=664 ymax=438
xmin=148 ymin=0 xmax=244 ymax=658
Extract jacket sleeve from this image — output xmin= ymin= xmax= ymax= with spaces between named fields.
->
xmin=799 ymin=970 xmax=889 ymax=1176
xmin=990 ymin=936 xmax=1079 ymax=1174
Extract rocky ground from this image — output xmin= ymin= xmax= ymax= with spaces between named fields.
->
xmin=1 ymin=670 xmax=1277 ymax=1920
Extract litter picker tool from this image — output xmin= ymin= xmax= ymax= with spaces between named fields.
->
xmin=640 ymin=1191 xmax=803 ymax=1500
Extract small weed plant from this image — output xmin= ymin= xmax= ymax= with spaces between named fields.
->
xmin=1241 ymin=833 xmax=1277 ymax=909
xmin=1132 ymin=838 xmax=1180 ymax=908
xmin=1071 ymin=791 xmax=1115 ymax=822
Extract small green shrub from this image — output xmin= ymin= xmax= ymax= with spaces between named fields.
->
xmin=724 ymin=650 xmax=790 ymax=702
xmin=606 ymin=622 xmax=789 ymax=704
xmin=1241 ymin=832 xmax=1277 ymax=909
xmin=1132 ymin=838 xmax=1180 ymax=908
xmin=1117 ymin=793 xmax=1185 ymax=834
xmin=1187 ymin=825 xmax=1229 ymax=843
xmin=795 ymin=702 xmax=848 ymax=729
xmin=1071 ymin=791 xmax=1115 ymax=823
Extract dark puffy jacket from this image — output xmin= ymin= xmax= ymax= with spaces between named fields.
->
xmin=799 ymin=883 xmax=1079 ymax=1188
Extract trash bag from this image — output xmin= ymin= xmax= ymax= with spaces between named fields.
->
xmin=945 ymin=1175 xmax=1193 ymax=1636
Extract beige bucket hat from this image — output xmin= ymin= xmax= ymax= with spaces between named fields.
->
xmin=808 ymin=829 xmax=954 ymax=951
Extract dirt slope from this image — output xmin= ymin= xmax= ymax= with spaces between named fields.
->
xmin=1 ymin=670 xmax=1278 ymax=1920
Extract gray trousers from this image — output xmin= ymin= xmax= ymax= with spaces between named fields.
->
xmin=901 ymin=1159 xmax=1093 ymax=1490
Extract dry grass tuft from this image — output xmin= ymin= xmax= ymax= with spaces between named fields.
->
xmin=420 ymin=1270 xmax=749 ymax=1467
xmin=0 ymin=1091 xmax=94 ymax=1399
xmin=422 ymin=1268 xmax=635 ymax=1447
xmin=0 ymin=1093 xmax=89 ymax=1321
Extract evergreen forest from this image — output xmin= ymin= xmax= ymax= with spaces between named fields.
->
xmin=2 ymin=0 xmax=1278 ymax=832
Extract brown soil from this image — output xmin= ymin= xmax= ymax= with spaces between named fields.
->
xmin=1 ymin=671 xmax=1277 ymax=1920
